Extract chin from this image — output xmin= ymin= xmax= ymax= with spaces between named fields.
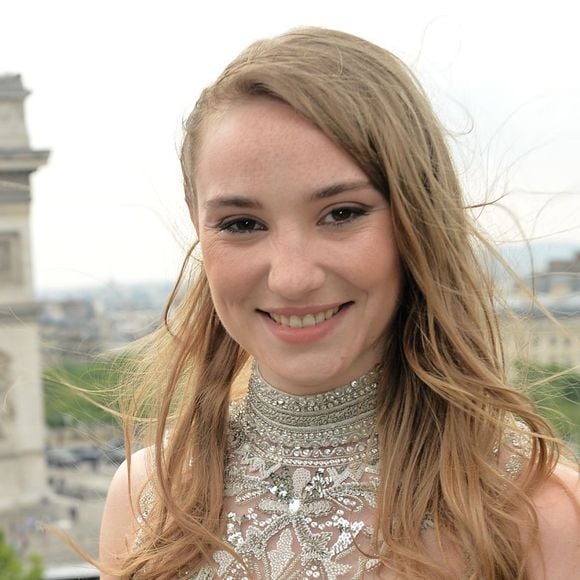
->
xmin=257 ymin=354 xmax=366 ymax=394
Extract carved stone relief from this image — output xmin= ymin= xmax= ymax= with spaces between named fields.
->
xmin=0 ymin=351 xmax=14 ymax=439
xmin=0 ymin=231 xmax=21 ymax=285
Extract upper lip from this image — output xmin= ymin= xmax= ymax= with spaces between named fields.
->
xmin=258 ymin=302 xmax=350 ymax=317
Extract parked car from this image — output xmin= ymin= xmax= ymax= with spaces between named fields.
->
xmin=101 ymin=437 xmax=126 ymax=464
xmin=69 ymin=445 xmax=101 ymax=467
xmin=46 ymin=448 xmax=79 ymax=468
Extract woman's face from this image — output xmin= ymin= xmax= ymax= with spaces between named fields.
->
xmin=193 ymin=98 xmax=402 ymax=394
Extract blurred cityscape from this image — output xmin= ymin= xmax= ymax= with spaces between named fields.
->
xmin=39 ymin=281 xmax=172 ymax=364
xmin=1 ymin=279 xmax=173 ymax=577
xmin=1 ymin=74 xmax=579 ymax=579
xmin=37 ymin=248 xmax=580 ymax=369
xmin=0 ymin=73 xmax=175 ymax=578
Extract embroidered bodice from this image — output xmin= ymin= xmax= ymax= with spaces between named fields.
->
xmin=189 ymin=366 xmax=385 ymax=579
xmin=137 ymin=367 xmax=529 ymax=579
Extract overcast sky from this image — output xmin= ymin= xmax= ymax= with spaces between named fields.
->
xmin=2 ymin=1 xmax=579 ymax=291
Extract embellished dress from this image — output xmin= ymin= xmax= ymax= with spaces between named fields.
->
xmin=204 ymin=367 xmax=385 ymax=579
xmin=138 ymin=367 xmax=529 ymax=579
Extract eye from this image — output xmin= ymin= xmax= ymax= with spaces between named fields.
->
xmin=320 ymin=206 xmax=369 ymax=226
xmin=218 ymin=217 xmax=266 ymax=234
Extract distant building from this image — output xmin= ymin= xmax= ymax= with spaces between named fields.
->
xmin=38 ymin=284 xmax=165 ymax=364
xmin=0 ymin=74 xmax=49 ymax=508
xmin=40 ymin=299 xmax=109 ymax=363
xmin=501 ymin=251 xmax=580 ymax=368
xmin=533 ymin=252 xmax=580 ymax=296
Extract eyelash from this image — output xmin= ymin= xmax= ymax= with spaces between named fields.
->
xmin=217 ymin=217 xmax=266 ymax=234
xmin=215 ymin=205 xmax=370 ymax=234
xmin=321 ymin=206 xmax=370 ymax=226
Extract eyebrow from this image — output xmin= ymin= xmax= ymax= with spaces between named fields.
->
xmin=203 ymin=180 xmax=372 ymax=211
xmin=310 ymin=180 xmax=371 ymax=201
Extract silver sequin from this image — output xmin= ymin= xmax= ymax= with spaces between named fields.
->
xmin=199 ymin=365 xmax=383 ymax=579
xmin=136 ymin=366 xmax=529 ymax=579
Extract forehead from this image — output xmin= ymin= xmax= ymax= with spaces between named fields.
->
xmin=195 ymin=97 xmax=368 ymax=198
xmin=200 ymin=97 xmax=325 ymax=153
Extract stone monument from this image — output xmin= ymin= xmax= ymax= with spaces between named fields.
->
xmin=0 ymin=74 xmax=49 ymax=508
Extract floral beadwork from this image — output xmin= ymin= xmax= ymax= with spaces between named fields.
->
xmin=135 ymin=367 xmax=528 ymax=579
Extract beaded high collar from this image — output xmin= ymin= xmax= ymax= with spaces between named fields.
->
xmin=235 ymin=365 xmax=381 ymax=467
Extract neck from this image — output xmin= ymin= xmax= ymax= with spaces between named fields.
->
xmin=236 ymin=364 xmax=382 ymax=467
xmin=255 ymin=358 xmax=384 ymax=396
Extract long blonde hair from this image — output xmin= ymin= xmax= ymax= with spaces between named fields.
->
xmin=120 ymin=27 xmax=562 ymax=579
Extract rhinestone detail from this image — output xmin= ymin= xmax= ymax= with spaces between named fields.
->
xmin=236 ymin=365 xmax=381 ymax=467
xmin=134 ymin=367 xmax=530 ymax=579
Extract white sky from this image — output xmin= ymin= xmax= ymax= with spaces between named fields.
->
xmin=2 ymin=1 xmax=580 ymax=291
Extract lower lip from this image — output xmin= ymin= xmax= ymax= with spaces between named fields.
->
xmin=260 ymin=305 xmax=351 ymax=345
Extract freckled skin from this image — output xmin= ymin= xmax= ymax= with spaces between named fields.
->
xmin=194 ymin=98 xmax=402 ymax=394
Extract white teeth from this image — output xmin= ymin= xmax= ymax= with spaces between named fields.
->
xmin=268 ymin=306 xmax=341 ymax=328
xmin=289 ymin=315 xmax=302 ymax=328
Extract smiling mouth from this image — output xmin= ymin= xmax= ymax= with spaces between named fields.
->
xmin=262 ymin=303 xmax=351 ymax=328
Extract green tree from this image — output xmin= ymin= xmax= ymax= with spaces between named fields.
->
xmin=517 ymin=362 xmax=580 ymax=448
xmin=0 ymin=530 xmax=43 ymax=580
xmin=43 ymin=359 xmax=125 ymax=427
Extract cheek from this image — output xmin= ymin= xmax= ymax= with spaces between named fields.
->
xmin=344 ymin=229 xmax=401 ymax=289
xmin=200 ymin=236 xmax=238 ymax=277
xmin=363 ymin=257 xmax=402 ymax=345
xmin=350 ymin=232 xmax=402 ymax=331
xmin=201 ymin=240 xmax=256 ymax=314
xmin=374 ymin=253 xmax=402 ymax=312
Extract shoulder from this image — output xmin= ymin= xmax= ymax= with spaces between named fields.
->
xmin=99 ymin=446 xmax=154 ymax=579
xmin=526 ymin=462 xmax=580 ymax=580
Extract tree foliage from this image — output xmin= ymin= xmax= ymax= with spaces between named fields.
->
xmin=0 ymin=530 xmax=43 ymax=580
xmin=43 ymin=359 xmax=124 ymax=427
xmin=43 ymin=358 xmax=580 ymax=450
xmin=518 ymin=362 xmax=580 ymax=448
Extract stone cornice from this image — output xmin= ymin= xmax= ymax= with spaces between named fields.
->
xmin=0 ymin=148 xmax=50 ymax=172
xmin=0 ymin=74 xmax=29 ymax=100
xmin=0 ymin=447 xmax=44 ymax=459
xmin=0 ymin=302 xmax=39 ymax=323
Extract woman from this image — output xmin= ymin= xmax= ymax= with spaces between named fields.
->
xmin=99 ymin=27 xmax=580 ymax=579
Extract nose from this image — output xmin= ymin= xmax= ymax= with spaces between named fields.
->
xmin=267 ymin=236 xmax=326 ymax=301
